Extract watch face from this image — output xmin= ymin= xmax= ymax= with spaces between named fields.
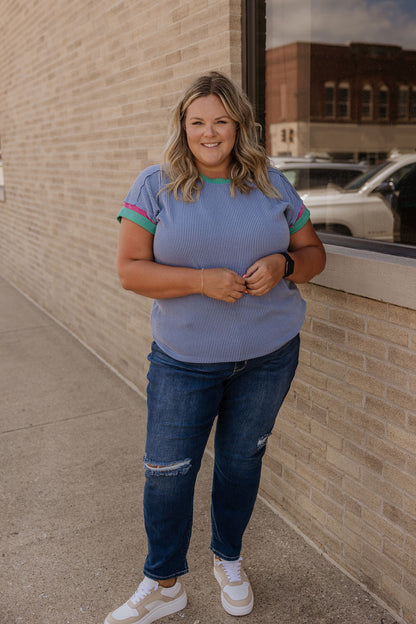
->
xmin=283 ymin=253 xmax=294 ymax=277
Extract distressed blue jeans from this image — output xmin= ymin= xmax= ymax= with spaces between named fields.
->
xmin=142 ymin=334 xmax=300 ymax=580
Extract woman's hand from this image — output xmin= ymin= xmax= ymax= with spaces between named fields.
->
xmin=202 ymin=268 xmax=246 ymax=303
xmin=243 ymin=255 xmax=285 ymax=297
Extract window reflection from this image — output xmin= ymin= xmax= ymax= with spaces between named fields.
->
xmin=265 ymin=0 xmax=416 ymax=246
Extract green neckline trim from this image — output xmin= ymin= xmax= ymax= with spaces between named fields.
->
xmin=200 ymin=174 xmax=230 ymax=184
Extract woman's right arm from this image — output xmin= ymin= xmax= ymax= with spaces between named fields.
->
xmin=117 ymin=218 xmax=245 ymax=302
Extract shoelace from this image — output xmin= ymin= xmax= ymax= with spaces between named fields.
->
xmin=131 ymin=579 xmax=156 ymax=604
xmin=217 ymin=557 xmax=243 ymax=582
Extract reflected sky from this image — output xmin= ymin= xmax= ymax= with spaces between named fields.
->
xmin=266 ymin=0 xmax=416 ymax=49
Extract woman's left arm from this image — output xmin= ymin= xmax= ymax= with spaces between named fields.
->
xmin=286 ymin=219 xmax=326 ymax=283
xmin=244 ymin=220 xmax=326 ymax=296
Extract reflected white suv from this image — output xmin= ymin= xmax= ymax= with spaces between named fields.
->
xmin=301 ymin=153 xmax=416 ymax=241
xmin=270 ymin=157 xmax=366 ymax=191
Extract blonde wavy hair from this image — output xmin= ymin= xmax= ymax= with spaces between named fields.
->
xmin=162 ymin=71 xmax=279 ymax=202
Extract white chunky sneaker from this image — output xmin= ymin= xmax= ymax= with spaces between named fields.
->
xmin=213 ymin=556 xmax=254 ymax=616
xmin=104 ymin=577 xmax=187 ymax=624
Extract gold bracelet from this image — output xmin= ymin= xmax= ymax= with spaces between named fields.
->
xmin=200 ymin=268 xmax=204 ymax=295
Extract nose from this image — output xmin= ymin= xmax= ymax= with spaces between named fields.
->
xmin=204 ymin=123 xmax=216 ymax=137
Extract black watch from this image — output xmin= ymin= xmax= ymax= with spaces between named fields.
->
xmin=280 ymin=252 xmax=294 ymax=278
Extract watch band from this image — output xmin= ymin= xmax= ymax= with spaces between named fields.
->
xmin=280 ymin=252 xmax=295 ymax=277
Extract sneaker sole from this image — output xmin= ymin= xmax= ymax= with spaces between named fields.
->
xmin=104 ymin=590 xmax=187 ymax=624
xmin=213 ymin=567 xmax=254 ymax=617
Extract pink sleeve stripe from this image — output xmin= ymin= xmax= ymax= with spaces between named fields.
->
xmin=294 ymin=204 xmax=305 ymax=222
xmin=123 ymin=202 xmax=156 ymax=224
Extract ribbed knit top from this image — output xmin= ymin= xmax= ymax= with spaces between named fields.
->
xmin=117 ymin=165 xmax=310 ymax=363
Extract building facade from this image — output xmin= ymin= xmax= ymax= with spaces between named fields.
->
xmin=0 ymin=2 xmax=415 ymax=623
xmin=266 ymin=41 xmax=416 ymax=162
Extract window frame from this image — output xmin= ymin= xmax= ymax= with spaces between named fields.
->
xmin=243 ymin=0 xmax=416 ymax=259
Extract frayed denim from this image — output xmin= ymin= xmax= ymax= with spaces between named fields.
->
xmin=142 ymin=335 xmax=300 ymax=580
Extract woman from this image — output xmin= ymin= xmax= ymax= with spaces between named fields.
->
xmin=105 ymin=72 xmax=326 ymax=624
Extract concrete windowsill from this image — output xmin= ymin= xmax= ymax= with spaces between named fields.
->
xmin=312 ymin=244 xmax=416 ymax=311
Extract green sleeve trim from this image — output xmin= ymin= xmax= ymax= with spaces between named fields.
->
xmin=289 ymin=206 xmax=310 ymax=235
xmin=117 ymin=207 xmax=156 ymax=235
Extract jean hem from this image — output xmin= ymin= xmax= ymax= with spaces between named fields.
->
xmin=143 ymin=567 xmax=189 ymax=582
xmin=210 ymin=546 xmax=241 ymax=562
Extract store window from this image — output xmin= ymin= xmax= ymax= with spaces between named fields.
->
xmin=262 ymin=0 xmax=416 ymax=252
xmin=324 ymin=82 xmax=335 ymax=118
xmin=361 ymin=85 xmax=373 ymax=120
xmin=378 ymin=85 xmax=389 ymax=120
xmin=337 ymin=83 xmax=350 ymax=119
xmin=398 ymin=85 xmax=409 ymax=120
xmin=411 ymin=87 xmax=416 ymax=118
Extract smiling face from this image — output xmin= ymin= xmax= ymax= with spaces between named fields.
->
xmin=184 ymin=94 xmax=237 ymax=178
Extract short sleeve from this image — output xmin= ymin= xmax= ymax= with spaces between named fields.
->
xmin=268 ymin=167 xmax=310 ymax=234
xmin=117 ymin=165 xmax=164 ymax=235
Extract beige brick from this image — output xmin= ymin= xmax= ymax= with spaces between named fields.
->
xmin=362 ymin=471 xmax=403 ymax=508
xmin=405 ymin=534 xmax=416 ymax=558
xmin=366 ymin=356 xmax=408 ymax=390
xmin=309 ymin=454 xmax=344 ymax=486
xmin=404 ymin=494 xmax=416 ymax=517
xmin=347 ymin=331 xmax=387 ymax=360
xmin=344 ymin=511 xmax=382 ymax=549
xmin=364 ymin=395 xmax=407 ymax=427
xmin=296 ymin=361 xmax=328 ymax=390
xmin=312 ymin=490 xmax=343 ymax=522
xmin=385 ymin=423 xmax=416 ymax=454
xmin=328 ymin=413 xmax=364 ymax=445
xmin=362 ymin=544 xmax=403 ymax=584
xmin=311 ymin=353 xmax=345 ymax=380
xmin=311 ymin=319 xmax=347 ymax=345
xmin=383 ymin=539 xmax=416 ymax=576
xmin=327 ymin=482 xmax=362 ymax=516
xmin=389 ymin=345 xmax=416 ymax=372
xmin=386 ymin=385 xmax=416 ymax=412
xmin=347 ymin=294 xmax=388 ymax=319
xmin=327 ymin=343 xmax=365 ymax=370
xmin=310 ymin=420 xmax=343 ymax=450
xmin=299 ymin=330 xmax=328 ymax=355
xmin=368 ymin=318 xmax=410 ymax=347
xmin=345 ymin=368 xmax=386 ymax=398
xmin=346 ymin=405 xmax=385 ymax=438
xmin=383 ymin=501 xmax=416 ymax=534
xmin=283 ymin=467 xmax=311 ymax=497
xmin=327 ymin=378 xmax=364 ymax=407
xmin=363 ymin=509 xmax=405 ymax=547
xmin=344 ymin=440 xmax=383 ymax=474
xmin=297 ymin=493 xmax=327 ymax=525
xmin=384 ymin=464 xmax=416 ymax=497
xmin=326 ymin=516 xmax=362 ymax=552
xmin=305 ymin=299 xmax=329 ymax=320
xmin=389 ymin=304 xmax=416 ymax=330
xmin=309 ymin=285 xmax=348 ymax=306
xmin=327 ymin=447 xmax=361 ymax=479
xmin=295 ymin=460 xmax=327 ymax=492
xmin=344 ymin=477 xmax=383 ymax=512
xmin=310 ymin=387 xmax=346 ymax=416
xmin=329 ymin=308 xmax=366 ymax=332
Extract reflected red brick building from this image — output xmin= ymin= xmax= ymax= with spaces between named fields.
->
xmin=266 ymin=41 xmax=416 ymax=162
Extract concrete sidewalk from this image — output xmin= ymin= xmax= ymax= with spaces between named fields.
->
xmin=0 ymin=276 xmax=400 ymax=624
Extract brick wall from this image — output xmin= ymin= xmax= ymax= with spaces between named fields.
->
xmin=261 ymin=283 xmax=416 ymax=624
xmin=0 ymin=0 xmax=242 ymax=389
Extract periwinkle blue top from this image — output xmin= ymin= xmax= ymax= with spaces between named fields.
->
xmin=118 ymin=165 xmax=310 ymax=363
